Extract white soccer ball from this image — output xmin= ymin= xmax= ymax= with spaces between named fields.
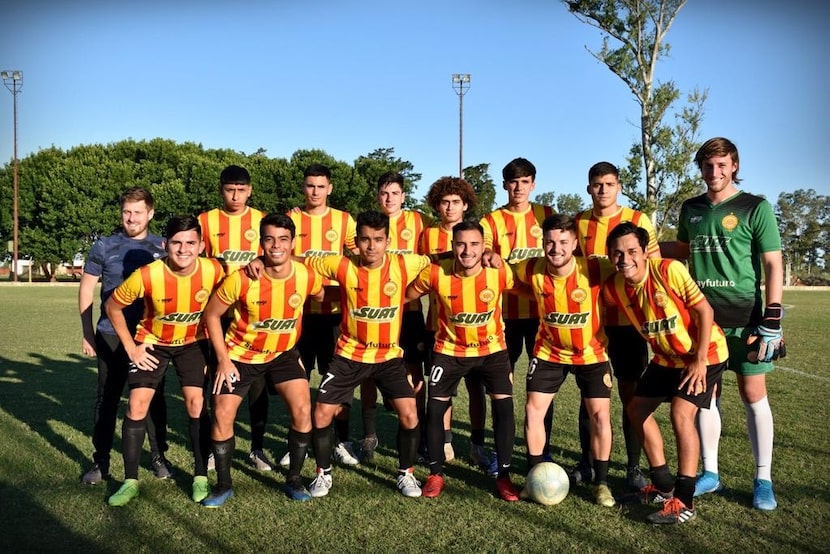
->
xmin=526 ymin=462 xmax=570 ymax=506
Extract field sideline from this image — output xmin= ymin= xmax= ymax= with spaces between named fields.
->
xmin=0 ymin=286 xmax=828 ymax=553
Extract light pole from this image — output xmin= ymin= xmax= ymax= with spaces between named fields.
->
xmin=1 ymin=70 xmax=22 ymax=283
xmin=451 ymin=73 xmax=471 ymax=179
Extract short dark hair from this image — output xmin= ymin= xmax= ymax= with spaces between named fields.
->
xmin=356 ymin=210 xmax=389 ymax=236
xmin=220 ymin=165 xmax=251 ymax=186
xmin=588 ymin=161 xmax=619 ymax=182
xmin=502 ymin=157 xmax=536 ymax=181
xmin=377 ymin=171 xmax=404 ymax=191
xmin=165 ymin=215 xmax=201 ymax=241
xmin=304 ymin=163 xmax=331 ymax=180
xmin=260 ymin=213 xmax=296 ymax=239
xmin=606 ymin=221 xmax=649 ymax=254
xmin=451 ymin=219 xmax=484 ymax=240
xmin=120 ymin=187 xmax=154 ymax=210
xmin=542 ymin=213 xmax=576 ymax=235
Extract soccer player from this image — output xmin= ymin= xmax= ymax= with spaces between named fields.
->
xmin=287 ymin=163 xmax=360 ymax=467
xmin=514 ymin=214 xmax=616 ymax=507
xmin=305 ymin=210 xmax=429 ymax=498
xmin=573 ymin=161 xmax=659 ymax=490
xmin=198 ymin=165 xmax=273 ymax=472
xmin=604 ymin=222 xmax=728 ymax=524
xmin=201 ymin=214 xmax=324 ymax=506
xmin=105 ymin=216 xmax=224 ymax=506
xmin=662 ymin=137 xmax=785 ymax=510
xmin=480 ymin=158 xmax=555 ymax=466
xmin=407 ymin=220 xmax=521 ymax=501
xmin=420 ymin=176 xmax=481 ymax=464
xmin=359 ymin=171 xmax=431 ymax=461
xmin=79 ymin=187 xmax=171 ymax=485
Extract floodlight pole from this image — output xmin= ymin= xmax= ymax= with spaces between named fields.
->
xmin=2 ymin=70 xmax=22 ymax=283
xmin=452 ymin=74 xmax=471 ymax=179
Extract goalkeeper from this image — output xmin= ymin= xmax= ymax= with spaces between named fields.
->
xmin=661 ymin=137 xmax=785 ymax=511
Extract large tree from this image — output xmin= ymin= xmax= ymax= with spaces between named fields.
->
xmin=565 ymin=0 xmax=706 ymax=237
xmin=775 ymin=189 xmax=829 ymax=283
xmin=462 ymin=163 xmax=497 ymax=221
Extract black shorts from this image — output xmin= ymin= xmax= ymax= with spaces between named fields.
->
xmin=128 ymin=340 xmax=209 ymax=390
xmin=316 ymin=356 xmax=415 ymax=406
xmin=505 ymin=318 xmax=540 ymax=366
xmin=216 ymin=349 xmax=307 ymax=397
xmin=526 ymin=358 xmax=613 ymax=398
xmin=400 ymin=309 xmax=428 ymax=364
xmin=297 ymin=313 xmax=341 ymax=376
xmin=428 ymin=350 xmax=513 ymax=398
xmin=636 ymin=361 xmax=727 ymax=408
xmin=606 ymin=325 xmax=648 ymax=381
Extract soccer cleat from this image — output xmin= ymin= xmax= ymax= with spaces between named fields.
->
xmin=249 ymin=450 xmax=275 ymax=471
xmin=206 ymin=452 xmax=215 ymax=472
xmin=694 ymin=471 xmax=723 ymax=497
xmin=469 ymin=444 xmax=497 ymax=477
xmin=638 ymin=484 xmax=674 ymax=504
xmin=192 ymin=476 xmax=210 ymax=503
xmin=108 ymin=479 xmax=139 ymax=506
xmin=753 ymin=479 xmax=777 ymax=511
xmin=422 ymin=474 xmax=445 ymax=498
xmin=333 ymin=441 xmax=360 ymax=466
xmin=151 ymin=455 xmax=173 ymax=479
xmin=396 ymin=468 xmax=422 ymax=498
xmin=278 ymin=450 xmax=308 ymax=468
xmin=82 ymin=462 xmax=109 ymax=485
xmin=496 ymin=476 xmax=521 ymax=502
xmin=626 ymin=466 xmax=648 ymax=492
xmin=646 ymin=497 xmax=696 ymax=525
xmin=284 ymin=476 xmax=312 ymax=502
xmin=568 ymin=461 xmax=594 ymax=485
xmin=309 ymin=468 xmax=333 ymax=498
xmin=202 ymin=486 xmax=234 ymax=508
xmin=543 ymin=452 xmax=554 ymax=463
xmin=594 ymin=483 xmax=616 ymax=507
xmin=443 ymin=442 xmax=455 ymax=462
xmin=519 ymin=486 xmax=531 ymax=501
xmin=359 ymin=435 xmax=379 ymax=461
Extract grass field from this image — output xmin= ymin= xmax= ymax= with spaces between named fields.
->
xmin=0 ymin=285 xmax=828 ymax=553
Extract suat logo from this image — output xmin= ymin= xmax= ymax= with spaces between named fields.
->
xmin=448 ymin=310 xmax=494 ymax=326
xmin=641 ymin=315 xmax=678 ymax=335
xmin=158 ymin=312 xmax=202 ymax=324
xmin=351 ymin=306 xmax=399 ymax=321
xmin=303 ymin=249 xmax=337 ymax=257
xmin=690 ymin=235 xmax=730 ymax=253
xmin=544 ymin=311 xmax=590 ymax=327
xmin=220 ymin=250 xmax=257 ymax=264
xmin=251 ymin=318 xmax=297 ymax=332
xmin=507 ymin=247 xmax=544 ymax=262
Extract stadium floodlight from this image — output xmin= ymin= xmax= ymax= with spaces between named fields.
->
xmin=1 ymin=69 xmax=22 ymax=282
xmin=451 ymin=74 xmax=471 ymax=179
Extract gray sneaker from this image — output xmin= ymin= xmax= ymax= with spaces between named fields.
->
xmin=152 ymin=455 xmax=173 ymax=479
xmin=309 ymin=468 xmax=333 ymax=498
xmin=249 ymin=450 xmax=275 ymax=471
xmin=396 ymin=469 xmax=422 ymax=498
xmin=359 ymin=435 xmax=379 ymax=461
xmin=626 ymin=466 xmax=648 ymax=491
xmin=82 ymin=462 xmax=109 ymax=485
xmin=333 ymin=441 xmax=360 ymax=466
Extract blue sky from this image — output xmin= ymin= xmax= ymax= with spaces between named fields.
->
xmin=1 ymin=0 xmax=828 ymax=209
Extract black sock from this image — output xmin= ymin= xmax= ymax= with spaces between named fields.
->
xmin=362 ymin=404 xmax=377 ymax=438
xmin=312 ymin=426 xmax=333 ymax=469
xmin=427 ymin=398 xmax=450 ymax=475
xmin=593 ymin=459 xmax=610 ymax=484
xmin=190 ymin=416 xmax=209 ymax=476
xmin=675 ymin=475 xmax=695 ymax=508
xmin=526 ymin=453 xmax=544 ymax=471
xmin=650 ymin=464 xmax=675 ymax=493
xmin=248 ymin=378 xmax=269 ymax=452
xmin=622 ymin=407 xmax=642 ymax=468
xmin=288 ymin=428 xmax=311 ymax=479
xmin=470 ymin=429 xmax=485 ymax=447
xmin=543 ymin=399 xmax=555 ymax=457
xmin=578 ymin=401 xmax=591 ymax=465
xmin=491 ymin=397 xmax=515 ymax=473
xmin=213 ymin=437 xmax=234 ymax=489
xmin=334 ymin=408 xmax=350 ymax=443
xmin=397 ymin=424 xmax=420 ymax=470
xmin=122 ymin=417 xmax=146 ymax=480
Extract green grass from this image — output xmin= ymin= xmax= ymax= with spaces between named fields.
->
xmin=0 ymin=285 xmax=828 ymax=552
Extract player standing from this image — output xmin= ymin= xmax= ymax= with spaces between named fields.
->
xmin=662 ymin=137 xmax=784 ymax=510
xmin=574 ymin=161 xmax=659 ymax=490
xmin=105 ymin=216 xmax=224 ymax=506
xmin=79 ymin=187 xmax=171 ymax=485
xmin=201 ymin=214 xmax=323 ymax=506
xmin=198 ymin=165 xmax=273 ymax=471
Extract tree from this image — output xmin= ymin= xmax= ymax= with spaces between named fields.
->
xmin=534 ymin=192 xmax=556 ymax=207
xmin=775 ymin=189 xmax=829 ymax=283
xmin=462 ymin=163 xmax=497 ymax=221
xmin=556 ymin=193 xmax=586 ymax=215
xmin=353 ymin=148 xmax=422 ymax=209
xmin=565 ymin=0 xmax=707 ymax=238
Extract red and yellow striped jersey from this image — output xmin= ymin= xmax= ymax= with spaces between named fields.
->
xmin=514 ymin=256 xmax=614 ymax=364
xmin=306 ymin=253 xmax=430 ymax=363
xmin=419 ymin=224 xmax=454 ymax=330
xmin=411 ymin=260 xmax=513 ymax=357
xmin=480 ymin=203 xmax=554 ymax=320
xmin=387 ymin=210 xmax=432 ymax=312
xmin=112 ymin=257 xmax=225 ymax=346
xmin=603 ymin=259 xmax=729 ymax=368
xmin=575 ymin=206 xmax=659 ymax=326
xmin=198 ymin=207 xmax=264 ymax=269
xmin=212 ymin=261 xmax=322 ymax=363
xmin=287 ymin=206 xmax=357 ymax=315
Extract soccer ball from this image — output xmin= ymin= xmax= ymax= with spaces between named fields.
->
xmin=526 ymin=462 xmax=569 ymax=506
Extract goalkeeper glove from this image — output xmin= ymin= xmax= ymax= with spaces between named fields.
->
xmin=747 ymin=303 xmax=786 ymax=363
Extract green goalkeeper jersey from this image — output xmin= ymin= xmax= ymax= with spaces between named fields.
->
xmin=677 ymin=190 xmax=781 ymax=329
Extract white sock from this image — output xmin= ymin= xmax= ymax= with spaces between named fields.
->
xmin=697 ymin=394 xmax=721 ymax=474
xmin=745 ymin=396 xmax=774 ymax=481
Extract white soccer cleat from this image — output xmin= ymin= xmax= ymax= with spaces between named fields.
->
xmin=333 ymin=441 xmax=360 ymax=466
